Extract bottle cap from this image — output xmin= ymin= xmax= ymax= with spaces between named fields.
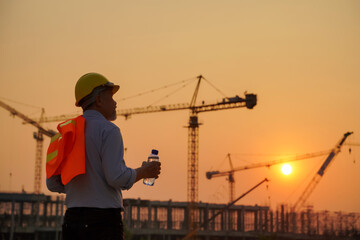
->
xmin=151 ymin=149 xmax=159 ymax=155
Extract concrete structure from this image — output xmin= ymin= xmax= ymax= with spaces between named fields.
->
xmin=1 ymin=192 xmax=359 ymax=240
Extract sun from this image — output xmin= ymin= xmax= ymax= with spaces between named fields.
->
xmin=281 ymin=164 xmax=292 ymax=175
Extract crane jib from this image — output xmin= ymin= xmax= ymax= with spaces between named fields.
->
xmin=317 ymin=151 xmax=335 ymax=176
xmin=317 ymin=131 xmax=353 ymax=176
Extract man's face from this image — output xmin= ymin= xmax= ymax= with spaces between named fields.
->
xmin=98 ymin=88 xmax=117 ymax=121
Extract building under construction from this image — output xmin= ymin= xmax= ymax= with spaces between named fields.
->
xmin=1 ymin=192 xmax=359 ymax=240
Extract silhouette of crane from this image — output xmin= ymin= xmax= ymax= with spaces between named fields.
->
xmin=292 ymin=131 xmax=353 ymax=211
xmin=40 ymin=75 xmax=257 ymax=231
xmin=0 ymin=100 xmax=56 ymax=193
xmin=206 ymin=150 xmax=331 ymax=203
xmin=206 ymin=132 xmax=353 ymax=209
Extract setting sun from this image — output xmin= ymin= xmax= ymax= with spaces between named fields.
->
xmin=281 ymin=164 xmax=292 ymax=175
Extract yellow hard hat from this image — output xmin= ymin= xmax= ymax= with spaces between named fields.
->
xmin=75 ymin=73 xmax=120 ymax=106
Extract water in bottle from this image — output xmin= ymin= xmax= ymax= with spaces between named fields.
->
xmin=143 ymin=149 xmax=159 ymax=186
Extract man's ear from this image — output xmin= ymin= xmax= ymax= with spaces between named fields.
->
xmin=93 ymin=94 xmax=102 ymax=108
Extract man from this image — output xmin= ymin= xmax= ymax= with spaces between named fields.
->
xmin=46 ymin=72 xmax=161 ymax=240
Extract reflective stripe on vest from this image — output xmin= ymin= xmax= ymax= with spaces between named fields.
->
xmin=46 ymin=133 xmax=61 ymax=163
xmin=46 ymin=116 xmax=85 ymax=185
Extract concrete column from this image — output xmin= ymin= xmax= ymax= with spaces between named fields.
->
xmin=184 ymin=206 xmax=189 ymax=231
xmin=167 ymin=200 xmax=172 ymax=230
xmin=9 ymin=200 xmax=15 ymax=240
xmin=55 ymin=197 xmax=59 ymax=229
xmin=264 ymin=209 xmax=268 ymax=232
xmin=43 ymin=201 xmax=47 ymax=227
xmin=307 ymin=209 xmax=311 ymax=235
xmin=18 ymin=201 xmax=24 ymax=227
xmin=259 ymin=208 xmax=263 ymax=233
xmin=316 ymin=212 xmax=319 ymax=235
xmin=154 ymin=206 xmax=158 ymax=229
xmin=127 ymin=202 xmax=132 ymax=229
xmin=50 ymin=202 xmax=53 ymax=219
xmin=237 ymin=210 xmax=241 ymax=231
xmin=136 ymin=201 xmax=140 ymax=229
xmin=270 ymin=211 xmax=273 ymax=233
xmin=221 ymin=211 xmax=224 ymax=231
xmin=276 ymin=210 xmax=279 ymax=233
xmin=281 ymin=205 xmax=285 ymax=233
xmin=204 ymin=204 xmax=209 ymax=230
xmin=240 ymin=208 xmax=245 ymax=232
xmin=254 ymin=210 xmax=258 ymax=232
xmin=35 ymin=199 xmax=40 ymax=227
xmin=301 ymin=212 xmax=305 ymax=234
xmin=147 ymin=203 xmax=151 ymax=240
xmin=291 ymin=211 xmax=297 ymax=233
xmin=228 ymin=209 xmax=232 ymax=231
xmin=148 ymin=202 xmax=152 ymax=229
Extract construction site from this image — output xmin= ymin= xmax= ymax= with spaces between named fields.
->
xmin=1 ymin=192 xmax=359 ymax=240
xmin=1 ymin=1 xmax=360 ymax=240
xmin=1 ymin=75 xmax=359 ymax=240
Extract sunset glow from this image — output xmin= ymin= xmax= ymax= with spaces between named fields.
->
xmin=0 ymin=0 xmax=359 ymax=214
xmin=281 ymin=164 xmax=292 ymax=175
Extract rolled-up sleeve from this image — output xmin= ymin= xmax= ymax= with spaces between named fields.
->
xmin=101 ymin=127 xmax=137 ymax=190
xmin=46 ymin=175 xmax=65 ymax=193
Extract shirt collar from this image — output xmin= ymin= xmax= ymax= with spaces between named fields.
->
xmin=83 ymin=109 xmax=107 ymax=120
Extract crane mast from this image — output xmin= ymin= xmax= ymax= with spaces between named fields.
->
xmin=33 ymin=109 xmax=45 ymax=194
xmin=0 ymin=100 xmax=56 ymax=193
xmin=187 ymin=75 xmax=203 ymax=204
xmin=186 ymin=76 xmax=204 ymax=232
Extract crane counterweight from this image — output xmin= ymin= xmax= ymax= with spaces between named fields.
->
xmin=206 ymin=171 xmax=219 ymax=179
xmin=245 ymin=93 xmax=257 ymax=109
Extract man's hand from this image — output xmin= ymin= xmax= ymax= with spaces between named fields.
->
xmin=135 ymin=161 xmax=161 ymax=182
xmin=143 ymin=161 xmax=161 ymax=179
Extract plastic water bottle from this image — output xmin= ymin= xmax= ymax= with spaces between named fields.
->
xmin=143 ymin=149 xmax=159 ymax=186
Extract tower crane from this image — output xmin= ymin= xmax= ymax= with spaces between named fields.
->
xmin=209 ymin=153 xmax=236 ymax=202
xmin=206 ymin=150 xmax=331 ymax=203
xmin=39 ymin=75 xmax=257 ymax=231
xmin=292 ymin=131 xmax=353 ymax=211
xmin=0 ymin=100 xmax=56 ymax=193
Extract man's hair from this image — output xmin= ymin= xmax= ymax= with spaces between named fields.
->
xmin=79 ymin=86 xmax=112 ymax=111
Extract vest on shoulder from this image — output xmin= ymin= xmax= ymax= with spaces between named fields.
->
xmin=46 ymin=116 xmax=85 ymax=185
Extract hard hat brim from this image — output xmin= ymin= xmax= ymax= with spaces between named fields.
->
xmin=112 ymin=85 xmax=120 ymax=95
xmin=75 ymin=84 xmax=120 ymax=107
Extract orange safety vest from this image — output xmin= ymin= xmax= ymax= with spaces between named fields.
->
xmin=46 ymin=116 xmax=85 ymax=185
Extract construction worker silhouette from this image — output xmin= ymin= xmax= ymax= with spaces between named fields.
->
xmin=46 ymin=72 xmax=161 ymax=240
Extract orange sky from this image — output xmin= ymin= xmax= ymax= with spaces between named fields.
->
xmin=0 ymin=0 xmax=359 ymax=213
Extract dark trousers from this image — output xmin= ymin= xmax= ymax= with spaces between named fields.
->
xmin=62 ymin=207 xmax=123 ymax=240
